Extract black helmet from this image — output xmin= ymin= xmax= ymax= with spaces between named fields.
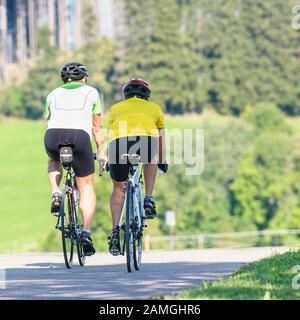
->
xmin=61 ymin=62 xmax=89 ymax=83
xmin=122 ymin=78 xmax=151 ymax=99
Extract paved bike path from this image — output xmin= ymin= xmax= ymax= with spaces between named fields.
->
xmin=0 ymin=247 xmax=289 ymax=300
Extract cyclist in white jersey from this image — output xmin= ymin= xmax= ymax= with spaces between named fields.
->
xmin=44 ymin=62 xmax=106 ymax=256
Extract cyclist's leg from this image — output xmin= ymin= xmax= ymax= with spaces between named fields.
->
xmin=72 ymin=130 xmax=96 ymax=255
xmin=74 ymin=174 xmax=96 ymax=256
xmin=76 ymin=174 xmax=96 ymax=231
xmin=72 ymin=130 xmax=95 ymax=231
xmin=44 ymin=129 xmax=63 ymax=214
xmin=141 ymin=136 xmax=158 ymax=218
xmin=108 ymin=137 xmax=130 ymax=227
xmin=47 ymin=158 xmax=63 ymax=193
xmin=45 ymin=129 xmax=63 ymax=191
xmin=110 ymin=178 xmax=127 ymax=228
xmin=143 ymin=164 xmax=157 ymax=197
xmin=108 ymin=177 xmax=127 ymax=255
xmin=108 ymin=137 xmax=130 ymax=255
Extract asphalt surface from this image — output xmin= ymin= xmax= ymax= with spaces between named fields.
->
xmin=0 ymin=247 xmax=289 ymax=300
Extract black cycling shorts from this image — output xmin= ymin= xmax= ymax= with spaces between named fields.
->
xmin=108 ymin=135 xmax=158 ymax=182
xmin=44 ymin=128 xmax=94 ymax=177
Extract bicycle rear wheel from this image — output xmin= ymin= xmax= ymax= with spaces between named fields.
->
xmin=71 ymin=191 xmax=86 ymax=267
xmin=133 ymin=187 xmax=144 ymax=270
xmin=133 ymin=232 xmax=142 ymax=271
xmin=125 ymin=181 xmax=134 ymax=272
xmin=60 ymin=191 xmax=74 ymax=269
xmin=76 ymin=240 xmax=86 ymax=266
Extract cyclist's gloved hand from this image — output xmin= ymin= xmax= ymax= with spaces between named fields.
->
xmin=158 ymin=163 xmax=168 ymax=173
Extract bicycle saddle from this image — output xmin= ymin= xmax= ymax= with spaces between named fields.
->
xmin=120 ymin=153 xmax=141 ymax=165
xmin=59 ymin=144 xmax=74 ymax=166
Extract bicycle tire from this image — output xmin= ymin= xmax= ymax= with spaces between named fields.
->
xmin=125 ymin=181 xmax=134 ymax=272
xmin=60 ymin=190 xmax=74 ymax=269
xmin=133 ymin=187 xmax=143 ymax=270
xmin=133 ymin=233 xmax=142 ymax=271
xmin=69 ymin=191 xmax=86 ymax=267
xmin=76 ymin=240 xmax=86 ymax=266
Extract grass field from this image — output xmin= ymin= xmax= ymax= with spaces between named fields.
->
xmin=0 ymin=119 xmax=51 ymax=252
xmin=164 ymin=249 xmax=300 ymax=300
xmin=0 ymin=114 xmax=206 ymax=253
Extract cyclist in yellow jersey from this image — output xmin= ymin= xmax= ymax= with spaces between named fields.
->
xmin=107 ymin=78 xmax=168 ymax=256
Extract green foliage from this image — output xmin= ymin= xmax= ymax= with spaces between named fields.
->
xmin=199 ymin=0 xmax=300 ymax=115
xmin=0 ymin=84 xmax=23 ymax=117
xmin=73 ymin=38 xmax=116 ymax=108
xmin=1 ymin=1 xmax=300 ymax=116
xmin=82 ymin=0 xmax=98 ymax=44
xmin=230 ymin=104 xmax=295 ymax=230
xmin=242 ymin=102 xmax=289 ymax=134
xmin=121 ymin=0 xmax=204 ymax=113
xmin=37 ymin=26 xmax=56 ymax=57
xmin=21 ymin=59 xmax=61 ymax=119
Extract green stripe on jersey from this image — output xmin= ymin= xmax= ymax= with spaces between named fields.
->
xmin=60 ymin=81 xmax=86 ymax=89
xmin=93 ymin=96 xmax=102 ymax=114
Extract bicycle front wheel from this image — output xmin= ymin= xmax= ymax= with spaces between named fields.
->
xmin=60 ymin=191 xmax=74 ymax=269
xmin=125 ymin=181 xmax=134 ymax=273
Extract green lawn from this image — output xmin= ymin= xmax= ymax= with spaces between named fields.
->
xmin=0 ymin=119 xmax=52 ymax=252
xmin=0 ymin=114 xmax=205 ymax=253
xmin=164 ymin=250 xmax=300 ymax=300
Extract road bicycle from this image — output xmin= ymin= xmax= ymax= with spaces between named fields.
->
xmin=116 ymin=153 xmax=146 ymax=272
xmin=54 ymin=144 xmax=85 ymax=268
xmin=55 ymin=147 xmax=104 ymax=269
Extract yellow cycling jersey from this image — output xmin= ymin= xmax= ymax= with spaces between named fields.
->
xmin=108 ymin=97 xmax=165 ymax=142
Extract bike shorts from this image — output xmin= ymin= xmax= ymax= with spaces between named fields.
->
xmin=108 ymin=135 xmax=158 ymax=182
xmin=44 ymin=128 xmax=94 ymax=177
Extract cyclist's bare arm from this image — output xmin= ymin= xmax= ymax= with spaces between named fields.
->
xmin=158 ymin=128 xmax=166 ymax=163
xmin=92 ymin=115 xmax=106 ymax=159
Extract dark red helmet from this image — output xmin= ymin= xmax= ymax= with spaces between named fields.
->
xmin=122 ymin=78 xmax=151 ymax=99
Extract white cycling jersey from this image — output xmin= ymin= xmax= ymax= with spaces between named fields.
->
xmin=45 ymin=81 xmax=102 ymax=139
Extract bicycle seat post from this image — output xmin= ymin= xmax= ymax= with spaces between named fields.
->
xmin=120 ymin=153 xmax=141 ymax=177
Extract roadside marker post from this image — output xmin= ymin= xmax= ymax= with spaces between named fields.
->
xmin=165 ymin=210 xmax=176 ymax=250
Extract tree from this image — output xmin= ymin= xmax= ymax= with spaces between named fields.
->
xmin=82 ymin=0 xmax=98 ymax=44
xmin=73 ymin=39 xmax=116 ymax=108
xmin=198 ymin=0 xmax=300 ymax=115
xmin=120 ymin=0 xmax=203 ymax=113
xmin=230 ymin=103 xmax=294 ymax=229
xmin=0 ymin=84 xmax=23 ymax=117
xmin=242 ymin=102 xmax=289 ymax=134
xmin=21 ymin=28 xmax=60 ymax=119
